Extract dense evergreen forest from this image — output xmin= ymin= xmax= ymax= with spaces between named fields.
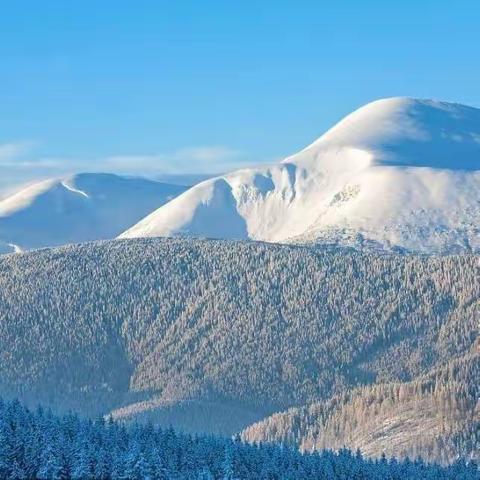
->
xmin=0 ymin=398 xmax=478 ymax=480
xmin=0 ymin=238 xmax=477 ymax=463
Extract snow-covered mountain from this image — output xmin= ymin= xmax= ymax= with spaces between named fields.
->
xmin=121 ymin=98 xmax=480 ymax=253
xmin=0 ymin=173 xmax=187 ymax=251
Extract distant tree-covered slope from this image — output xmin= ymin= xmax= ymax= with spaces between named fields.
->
xmin=0 ymin=238 xmax=477 ymax=453
xmin=242 ymin=350 xmax=480 ymax=465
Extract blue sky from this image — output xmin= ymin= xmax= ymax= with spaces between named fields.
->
xmin=1 ymin=0 xmax=479 ymax=190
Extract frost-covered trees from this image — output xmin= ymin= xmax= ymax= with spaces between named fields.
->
xmin=0 ymin=398 xmax=478 ymax=480
xmin=0 ymin=238 xmax=477 ymax=462
xmin=242 ymin=351 xmax=480 ymax=464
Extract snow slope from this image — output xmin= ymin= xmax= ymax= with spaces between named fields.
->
xmin=121 ymin=98 xmax=480 ymax=253
xmin=0 ymin=173 xmax=187 ymax=250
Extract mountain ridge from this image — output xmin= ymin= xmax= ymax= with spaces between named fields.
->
xmin=121 ymin=97 xmax=480 ymax=253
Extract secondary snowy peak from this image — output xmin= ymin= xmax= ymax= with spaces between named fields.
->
xmin=0 ymin=173 xmax=187 ymax=251
xmin=121 ymin=98 xmax=480 ymax=254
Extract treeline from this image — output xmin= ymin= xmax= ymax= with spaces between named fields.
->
xmin=0 ymin=398 xmax=478 ymax=480
xmin=242 ymin=352 xmax=480 ymax=464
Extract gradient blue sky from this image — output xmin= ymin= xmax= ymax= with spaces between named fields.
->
xmin=1 ymin=0 xmax=479 ymax=189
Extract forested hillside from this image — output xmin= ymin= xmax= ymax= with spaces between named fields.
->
xmin=1 ymin=398 xmax=478 ymax=480
xmin=242 ymin=351 xmax=480 ymax=465
xmin=0 ymin=238 xmax=477 ymax=462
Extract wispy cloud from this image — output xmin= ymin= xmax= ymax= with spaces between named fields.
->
xmin=0 ymin=141 xmax=37 ymax=164
xmin=0 ymin=143 xmax=249 ymax=173
xmin=103 ymin=146 xmax=244 ymax=174
xmin=0 ymin=141 xmax=267 ymax=194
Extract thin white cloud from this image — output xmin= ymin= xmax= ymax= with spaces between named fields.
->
xmin=0 ymin=141 xmax=36 ymax=164
xmin=103 ymin=145 xmax=244 ymax=174
xmin=0 ymin=143 xmax=248 ymax=173
xmin=175 ymin=146 xmax=241 ymax=163
xmin=0 ymin=142 xmax=269 ymax=194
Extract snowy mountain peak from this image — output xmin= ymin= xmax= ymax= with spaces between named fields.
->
xmin=289 ymin=97 xmax=480 ymax=171
xmin=121 ymin=98 xmax=480 ymax=254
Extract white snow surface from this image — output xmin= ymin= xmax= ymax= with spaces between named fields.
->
xmin=0 ymin=173 xmax=187 ymax=251
xmin=121 ymin=98 xmax=480 ymax=253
